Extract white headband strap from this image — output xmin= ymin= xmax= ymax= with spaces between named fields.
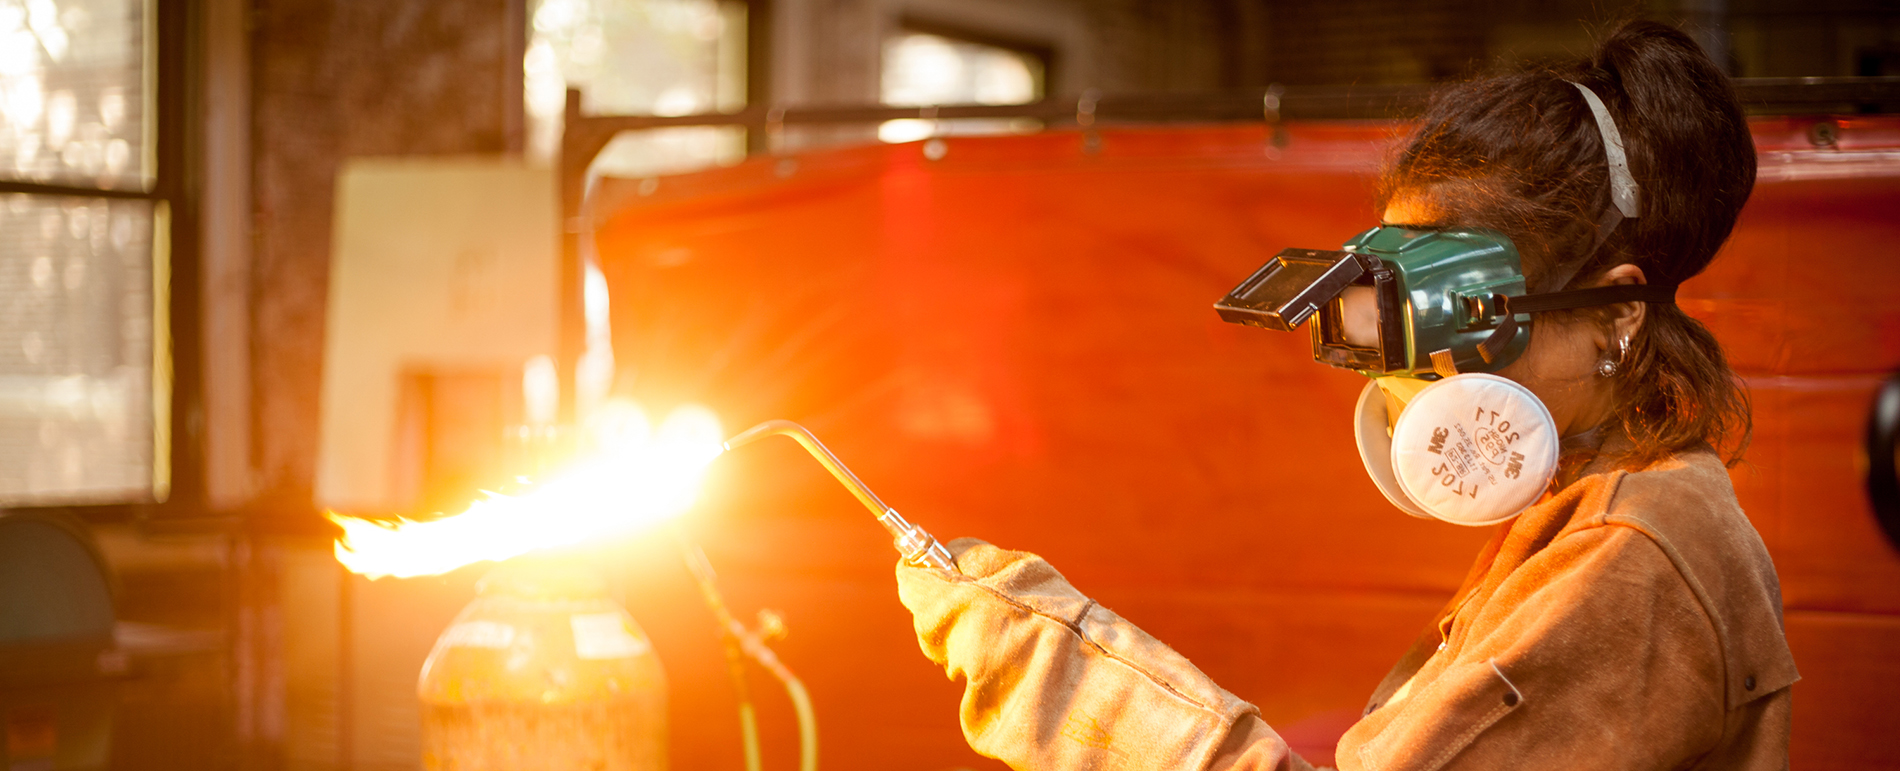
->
xmin=1566 ymin=81 xmax=1640 ymax=219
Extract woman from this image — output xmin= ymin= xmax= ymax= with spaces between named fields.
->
xmin=894 ymin=21 xmax=1794 ymax=771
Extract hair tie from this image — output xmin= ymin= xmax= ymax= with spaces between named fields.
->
xmin=1565 ymin=81 xmax=1641 ymax=220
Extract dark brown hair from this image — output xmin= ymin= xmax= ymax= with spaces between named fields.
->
xmin=1379 ymin=20 xmax=1755 ymax=464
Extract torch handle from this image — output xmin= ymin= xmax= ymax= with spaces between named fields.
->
xmin=725 ymin=420 xmax=958 ymax=572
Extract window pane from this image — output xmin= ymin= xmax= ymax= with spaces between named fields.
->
xmin=0 ymin=193 xmax=155 ymax=504
xmin=525 ymin=0 xmax=747 ymax=177
xmin=882 ymin=33 xmax=1043 ymax=107
xmin=879 ymin=33 xmax=1044 ymax=144
xmin=0 ymin=0 xmax=149 ymax=189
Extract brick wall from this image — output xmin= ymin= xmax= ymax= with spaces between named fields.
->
xmin=248 ymin=0 xmax=523 ymax=517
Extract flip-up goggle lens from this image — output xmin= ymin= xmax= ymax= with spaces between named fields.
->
xmin=1213 ymin=245 xmax=1409 ymax=373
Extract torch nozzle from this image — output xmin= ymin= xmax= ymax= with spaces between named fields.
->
xmin=724 ymin=420 xmax=957 ymax=573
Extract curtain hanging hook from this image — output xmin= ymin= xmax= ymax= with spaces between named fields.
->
xmin=1077 ymin=88 xmax=1102 ymax=155
xmin=1264 ymin=83 xmax=1289 ymax=158
xmin=920 ymin=105 xmax=947 ymax=160
xmin=765 ymin=105 xmax=786 ymax=156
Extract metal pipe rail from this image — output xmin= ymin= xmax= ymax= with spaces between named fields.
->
xmin=563 ymin=77 xmax=1900 ymax=144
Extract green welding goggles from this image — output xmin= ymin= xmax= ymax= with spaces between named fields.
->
xmin=1213 ymin=226 xmax=1675 ymax=379
xmin=1219 ymin=81 xmax=1676 ymax=379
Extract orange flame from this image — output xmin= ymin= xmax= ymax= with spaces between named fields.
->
xmin=329 ymin=403 xmax=725 ymax=579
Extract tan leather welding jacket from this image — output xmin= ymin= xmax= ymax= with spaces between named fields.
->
xmin=897 ymin=445 xmax=1797 ymax=771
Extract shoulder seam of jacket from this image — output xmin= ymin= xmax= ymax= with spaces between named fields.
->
xmin=1539 ymin=515 xmax=1733 ymax=746
xmin=1593 ymin=514 xmax=1736 ymax=719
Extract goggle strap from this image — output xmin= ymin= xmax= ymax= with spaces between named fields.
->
xmin=1547 ymin=81 xmax=1641 ymax=295
xmin=1586 ymin=203 xmax=1625 ymax=262
xmin=1476 ymin=284 xmax=1675 ymax=366
xmin=1509 ymin=283 xmax=1677 ymax=314
xmin=1477 ymin=305 xmax=1519 ymax=365
xmin=1567 ymin=81 xmax=1642 ymax=220
xmin=1543 ymin=181 xmax=1629 ymax=294
xmin=1430 ymin=349 xmax=1462 ymax=378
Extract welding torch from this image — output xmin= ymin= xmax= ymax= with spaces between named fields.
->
xmin=723 ymin=420 xmax=958 ymax=573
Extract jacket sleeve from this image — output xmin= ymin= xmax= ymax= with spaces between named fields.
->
xmin=1329 ymin=525 xmax=1732 ymax=771
xmin=896 ymin=538 xmax=1321 ymax=771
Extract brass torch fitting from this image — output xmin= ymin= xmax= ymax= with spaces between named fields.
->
xmin=724 ymin=420 xmax=957 ymax=572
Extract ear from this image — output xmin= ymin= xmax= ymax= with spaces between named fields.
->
xmin=1593 ymin=263 xmax=1649 ymax=348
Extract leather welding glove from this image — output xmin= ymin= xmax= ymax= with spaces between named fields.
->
xmin=896 ymin=538 xmax=1313 ymax=771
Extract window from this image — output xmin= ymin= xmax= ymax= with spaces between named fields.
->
xmin=879 ymin=30 xmax=1045 ymax=144
xmin=0 ymin=0 xmax=165 ymax=505
xmin=524 ymin=0 xmax=748 ymax=179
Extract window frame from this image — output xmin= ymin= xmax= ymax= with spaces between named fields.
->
xmin=0 ymin=0 xmax=204 ymax=521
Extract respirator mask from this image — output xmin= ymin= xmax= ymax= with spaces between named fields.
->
xmin=1214 ymin=82 xmax=1671 ymax=525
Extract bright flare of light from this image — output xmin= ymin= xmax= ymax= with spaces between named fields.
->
xmin=878 ymin=119 xmax=934 ymax=144
xmin=329 ymin=403 xmax=725 ymax=579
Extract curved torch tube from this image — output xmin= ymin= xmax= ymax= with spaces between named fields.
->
xmin=724 ymin=420 xmax=958 ymax=572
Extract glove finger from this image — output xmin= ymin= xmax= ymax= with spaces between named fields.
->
xmin=893 ymin=559 xmax=974 ymax=666
xmin=895 ymin=558 xmax=959 ymax=609
xmin=943 ymin=538 xmax=1036 ymax=579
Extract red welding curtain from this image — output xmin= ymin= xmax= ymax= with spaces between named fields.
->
xmin=591 ymin=120 xmax=1900 ymax=771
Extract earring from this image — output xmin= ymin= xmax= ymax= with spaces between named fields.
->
xmin=1596 ymin=355 xmax=1619 ymax=378
xmin=1596 ymin=335 xmax=1630 ymax=378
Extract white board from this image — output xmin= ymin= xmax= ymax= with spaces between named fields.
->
xmin=316 ymin=158 xmax=557 ymax=512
